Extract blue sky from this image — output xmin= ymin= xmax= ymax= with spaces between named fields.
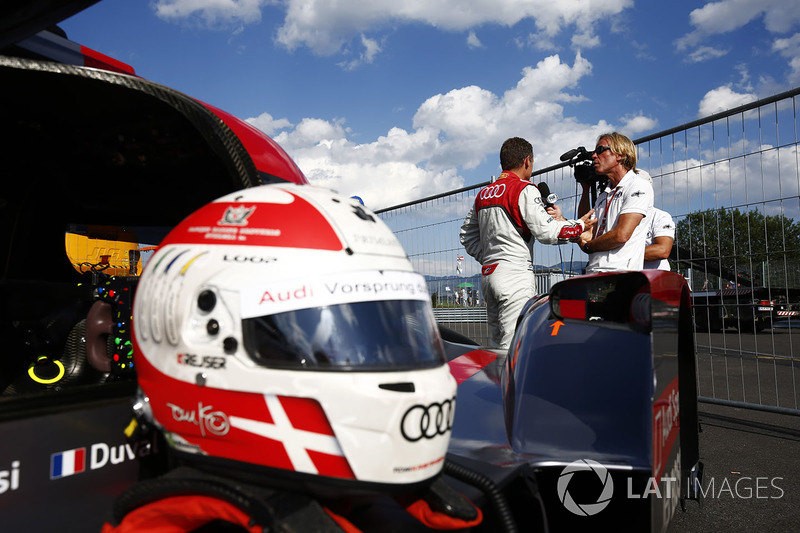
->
xmin=60 ymin=0 xmax=800 ymax=209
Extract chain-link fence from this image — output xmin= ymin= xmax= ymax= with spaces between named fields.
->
xmin=377 ymin=87 xmax=800 ymax=414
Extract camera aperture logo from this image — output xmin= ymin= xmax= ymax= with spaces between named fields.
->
xmin=557 ymin=459 xmax=614 ymax=516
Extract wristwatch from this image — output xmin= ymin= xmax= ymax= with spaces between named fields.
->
xmin=583 ymin=242 xmax=591 ymax=253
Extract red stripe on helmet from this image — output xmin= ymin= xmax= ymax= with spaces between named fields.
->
xmin=161 ymin=193 xmax=343 ymax=250
xmin=279 ymin=396 xmax=336 ymax=435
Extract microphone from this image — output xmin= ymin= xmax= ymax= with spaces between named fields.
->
xmin=560 ymin=147 xmax=582 ymax=161
xmin=537 ymin=182 xmax=558 ymax=208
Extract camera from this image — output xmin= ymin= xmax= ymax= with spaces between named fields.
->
xmin=560 ymin=146 xmax=600 ymax=184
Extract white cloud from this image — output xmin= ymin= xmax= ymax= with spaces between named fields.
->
xmin=248 ymin=53 xmax=607 ymax=209
xmin=686 ymin=45 xmax=729 ymax=63
xmin=620 ymin=114 xmax=658 ymax=135
xmin=686 ymin=0 xmax=766 ymax=36
xmin=516 ymin=33 xmax=557 ymax=51
xmin=571 ymin=31 xmax=600 ymax=49
xmin=734 ymin=63 xmax=752 ymax=87
xmin=762 ymin=2 xmax=800 ymax=33
xmin=154 ymin=0 xmax=633 ymax=56
xmin=697 ymin=85 xmax=758 ymax=117
xmin=466 ymin=31 xmax=483 ymax=49
xmin=275 ymin=0 xmax=632 ymax=54
xmin=654 ymin=144 xmax=800 ymax=221
xmin=338 ymin=35 xmax=383 ymax=69
xmin=276 ymin=117 xmax=351 ymax=148
xmin=245 ymin=112 xmax=292 ymax=135
xmin=153 ymin=0 xmax=266 ymax=27
xmin=412 ymin=53 xmax=592 ymax=169
xmin=630 ymin=41 xmax=655 ymax=61
xmin=673 ymin=1 xmax=800 ymax=95
xmin=676 ymin=0 xmax=800 ymax=50
xmin=773 ymin=33 xmax=800 ymax=84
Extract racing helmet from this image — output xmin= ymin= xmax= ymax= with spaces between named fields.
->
xmin=132 ymin=183 xmax=456 ymax=492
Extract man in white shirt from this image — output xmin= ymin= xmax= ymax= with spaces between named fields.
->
xmin=644 ymin=207 xmax=675 ymax=270
xmin=576 ymin=132 xmax=654 ymax=272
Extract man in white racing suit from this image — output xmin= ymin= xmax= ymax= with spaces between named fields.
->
xmin=460 ymin=137 xmax=593 ymax=349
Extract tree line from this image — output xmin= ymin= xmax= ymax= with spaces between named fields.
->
xmin=674 ymin=207 xmax=800 ymax=288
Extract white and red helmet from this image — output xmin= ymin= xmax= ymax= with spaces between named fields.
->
xmin=132 ymin=183 xmax=456 ymax=491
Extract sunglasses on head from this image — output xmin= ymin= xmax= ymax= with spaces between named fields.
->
xmin=594 ymin=145 xmax=612 ymax=155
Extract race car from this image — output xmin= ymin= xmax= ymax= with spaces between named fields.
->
xmin=442 ymin=269 xmax=703 ymax=531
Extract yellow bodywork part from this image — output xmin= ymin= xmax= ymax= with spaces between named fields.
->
xmin=65 ymin=230 xmax=145 ymax=276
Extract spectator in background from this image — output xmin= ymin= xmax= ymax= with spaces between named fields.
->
xmin=644 ymin=207 xmax=675 ymax=270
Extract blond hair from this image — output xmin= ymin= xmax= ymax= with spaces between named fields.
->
xmin=597 ymin=132 xmax=636 ymax=171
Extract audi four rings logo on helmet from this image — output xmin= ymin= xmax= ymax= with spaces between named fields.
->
xmin=478 ymin=183 xmax=506 ymax=199
xmin=400 ymin=398 xmax=455 ymax=442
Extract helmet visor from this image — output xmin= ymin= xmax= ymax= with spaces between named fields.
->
xmin=242 ymin=299 xmax=445 ymax=371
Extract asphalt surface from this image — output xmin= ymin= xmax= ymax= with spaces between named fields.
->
xmin=669 ymin=402 xmax=800 ymax=532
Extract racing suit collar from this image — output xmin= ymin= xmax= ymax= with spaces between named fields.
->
xmin=497 ymin=171 xmax=524 ymax=181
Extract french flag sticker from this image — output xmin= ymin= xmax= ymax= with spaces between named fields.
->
xmin=50 ymin=447 xmax=87 ymax=479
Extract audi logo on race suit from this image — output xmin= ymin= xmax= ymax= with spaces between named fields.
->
xmin=478 ymin=183 xmax=506 ymax=200
xmin=400 ymin=398 xmax=456 ymax=442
